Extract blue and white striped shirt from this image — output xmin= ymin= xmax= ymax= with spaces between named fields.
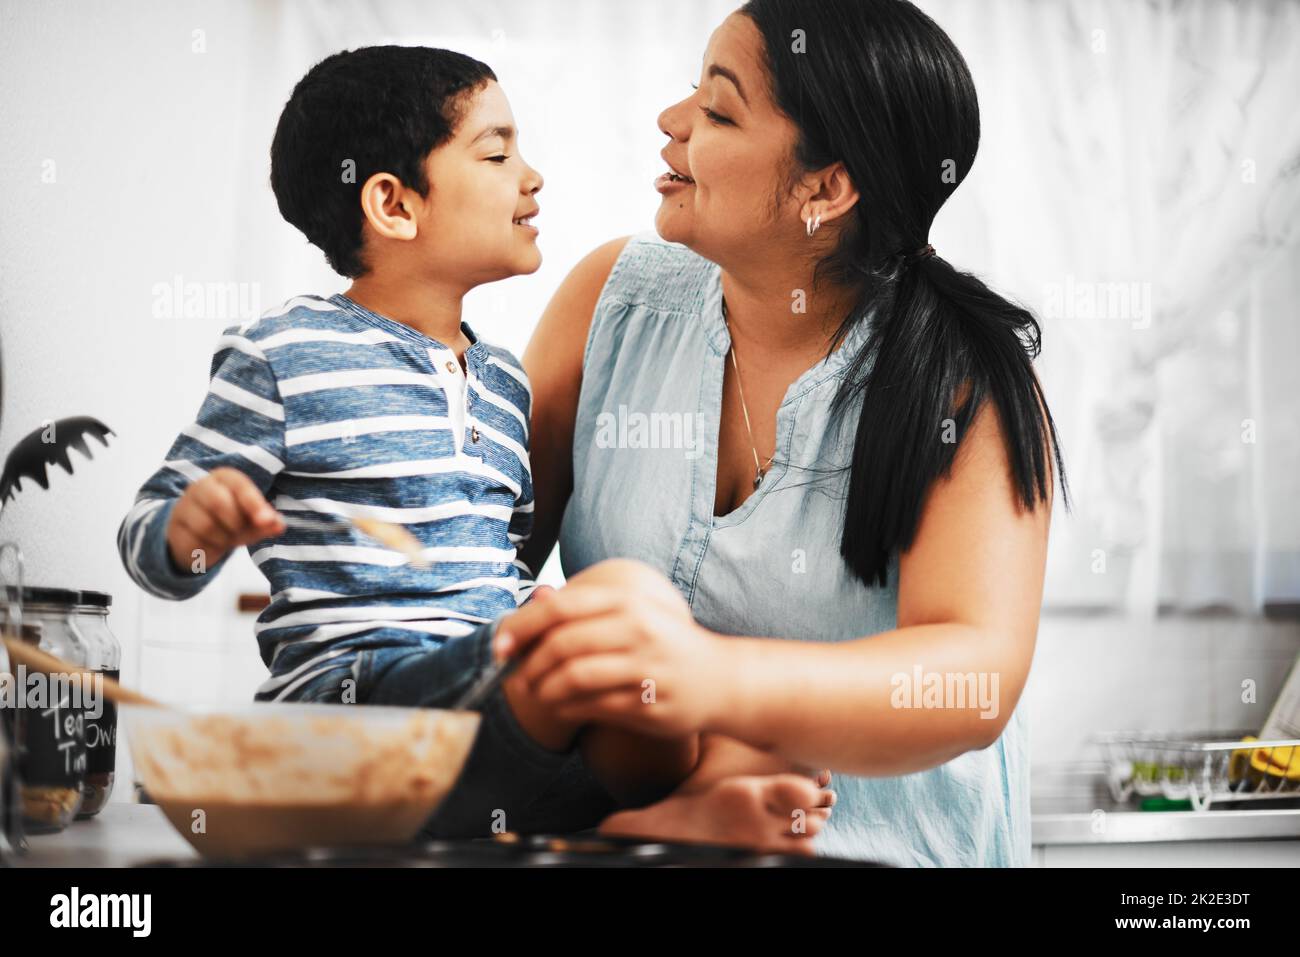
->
xmin=118 ymin=294 xmax=535 ymax=700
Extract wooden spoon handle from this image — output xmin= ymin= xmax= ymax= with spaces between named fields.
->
xmin=2 ymin=635 xmax=164 ymax=708
xmin=280 ymin=513 xmax=428 ymax=567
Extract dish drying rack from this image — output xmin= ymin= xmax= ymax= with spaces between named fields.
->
xmin=1096 ymin=730 xmax=1300 ymax=811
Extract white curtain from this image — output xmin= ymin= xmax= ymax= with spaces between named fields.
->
xmin=921 ymin=0 xmax=1300 ymax=615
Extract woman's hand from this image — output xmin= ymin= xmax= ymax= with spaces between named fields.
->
xmin=498 ymin=559 xmax=733 ymax=737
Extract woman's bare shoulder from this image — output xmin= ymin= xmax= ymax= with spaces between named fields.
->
xmin=571 ymin=235 xmax=633 ymax=298
xmin=523 ymin=236 xmax=631 ymax=381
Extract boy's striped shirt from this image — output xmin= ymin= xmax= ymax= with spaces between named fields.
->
xmin=118 ymin=294 xmax=536 ymax=700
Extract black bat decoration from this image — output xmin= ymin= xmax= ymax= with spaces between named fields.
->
xmin=0 ymin=416 xmax=115 ymax=505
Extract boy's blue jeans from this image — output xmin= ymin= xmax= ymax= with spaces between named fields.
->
xmin=282 ymin=619 xmax=617 ymax=838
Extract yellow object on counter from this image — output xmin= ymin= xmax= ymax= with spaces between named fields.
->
xmin=1232 ymin=735 xmax=1300 ymax=783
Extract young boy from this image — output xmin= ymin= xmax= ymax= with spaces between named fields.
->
xmin=117 ymin=46 xmax=697 ymax=837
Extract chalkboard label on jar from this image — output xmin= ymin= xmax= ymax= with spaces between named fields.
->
xmin=84 ymin=669 xmax=119 ymax=774
xmin=18 ymin=692 xmax=87 ymax=788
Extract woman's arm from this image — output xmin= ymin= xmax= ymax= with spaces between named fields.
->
xmin=518 ymin=236 xmax=630 ymax=577
xmin=722 ymin=395 xmax=1055 ymax=769
xmin=505 ymin=393 xmax=1053 ymax=777
xmin=711 ymin=394 xmax=1053 ymax=772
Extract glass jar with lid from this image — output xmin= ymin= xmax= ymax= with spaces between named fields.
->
xmin=70 ymin=589 xmax=120 ymax=817
xmin=0 ymin=625 xmax=28 ymax=858
xmin=1 ymin=542 xmax=27 ymax=856
xmin=16 ymin=587 xmax=89 ymax=833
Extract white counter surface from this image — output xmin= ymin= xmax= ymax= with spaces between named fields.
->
xmin=12 ymin=803 xmax=197 ymax=867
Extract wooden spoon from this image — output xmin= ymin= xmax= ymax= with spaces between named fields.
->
xmin=278 ymin=513 xmax=429 ymax=568
xmin=2 ymin=634 xmax=164 ymax=708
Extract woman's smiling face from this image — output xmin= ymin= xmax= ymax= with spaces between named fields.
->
xmin=654 ymin=13 xmax=802 ymax=265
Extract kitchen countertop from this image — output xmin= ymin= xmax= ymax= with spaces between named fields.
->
xmin=12 ymin=803 xmax=198 ymax=867
xmin=1032 ymin=802 xmax=1300 ymax=844
xmin=11 ymin=793 xmax=1300 ymax=866
xmin=10 ymin=803 xmax=874 ymax=868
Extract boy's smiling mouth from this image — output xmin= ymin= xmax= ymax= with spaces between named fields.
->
xmin=513 ymin=207 xmax=539 ymax=231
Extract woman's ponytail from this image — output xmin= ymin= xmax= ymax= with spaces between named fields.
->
xmin=834 ymin=253 xmax=1068 ymax=587
xmin=742 ymin=0 xmax=1070 ymax=589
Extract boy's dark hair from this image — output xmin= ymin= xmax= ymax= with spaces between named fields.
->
xmin=271 ymin=45 xmax=496 ymax=277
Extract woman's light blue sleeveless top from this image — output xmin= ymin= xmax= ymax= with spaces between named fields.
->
xmin=558 ymin=232 xmax=1031 ymax=866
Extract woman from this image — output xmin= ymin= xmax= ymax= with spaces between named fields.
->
xmin=503 ymin=0 xmax=1067 ymax=866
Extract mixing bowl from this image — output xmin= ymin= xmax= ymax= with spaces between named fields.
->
xmin=122 ymin=702 xmax=480 ymax=858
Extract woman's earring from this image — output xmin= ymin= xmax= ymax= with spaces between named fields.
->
xmin=805 ymin=213 xmax=822 ymax=237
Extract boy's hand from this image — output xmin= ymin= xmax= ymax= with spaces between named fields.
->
xmin=166 ymin=467 xmax=284 ymax=573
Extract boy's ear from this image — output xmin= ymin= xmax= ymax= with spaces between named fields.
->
xmin=359 ymin=172 xmax=418 ymax=241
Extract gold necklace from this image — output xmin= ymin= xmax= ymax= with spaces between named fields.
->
xmin=722 ymin=298 xmax=776 ymax=490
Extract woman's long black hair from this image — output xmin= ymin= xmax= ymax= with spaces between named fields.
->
xmin=742 ymin=0 xmax=1070 ymax=588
